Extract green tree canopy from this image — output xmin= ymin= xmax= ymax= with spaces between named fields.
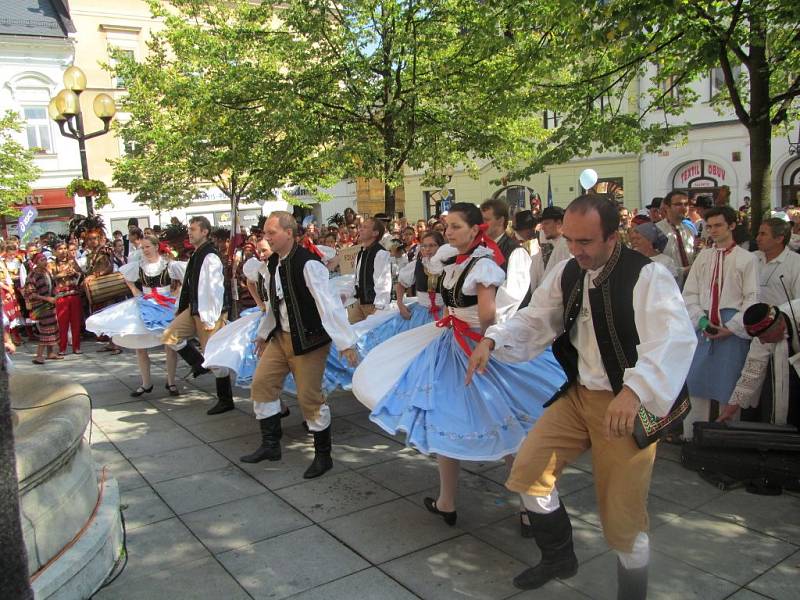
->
xmin=0 ymin=111 xmax=40 ymax=216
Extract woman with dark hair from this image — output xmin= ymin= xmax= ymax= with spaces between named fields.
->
xmin=52 ymin=240 xmax=84 ymax=354
xmin=353 ymin=202 xmax=565 ymax=528
xmin=86 ymin=236 xmax=187 ymax=395
xmin=24 ymin=253 xmax=61 ymax=364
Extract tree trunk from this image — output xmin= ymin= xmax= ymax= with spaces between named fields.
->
xmin=747 ymin=11 xmax=771 ymax=238
xmin=384 ymin=183 xmax=396 ymax=217
xmin=0 ymin=350 xmax=34 ymax=599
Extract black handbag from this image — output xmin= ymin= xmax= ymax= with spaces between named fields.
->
xmin=632 ymin=386 xmax=691 ymax=448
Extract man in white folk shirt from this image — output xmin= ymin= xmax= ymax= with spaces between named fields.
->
xmin=349 ymin=217 xmax=392 ymax=323
xmin=480 ymin=197 xmax=532 ymax=315
xmin=682 ymin=206 xmax=759 ymax=439
xmin=240 ymin=212 xmax=358 ymax=478
xmin=467 ymin=194 xmax=695 ymax=600
xmin=656 ymin=190 xmax=696 ymax=286
xmin=162 ymin=216 xmax=233 ymax=415
xmin=755 ymin=218 xmax=800 ymax=306
xmin=530 ymin=206 xmax=571 ymax=292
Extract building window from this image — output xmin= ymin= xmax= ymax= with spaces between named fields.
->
xmin=543 ymin=110 xmax=560 ymax=129
xmin=709 ymin=65 xmax=741 ymax=101
xmin=23 ymin=107 xmax=53 ymax=153
xmin=113 ymin=48 xmax=136 ymax=89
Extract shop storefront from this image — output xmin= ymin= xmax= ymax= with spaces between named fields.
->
xmin=671 ymin=159 xmax=734 ymax=204
xmin=2 ymin=189 xmax=75 ymax=240
xmin=780 ymin=158 xmax=800 ymax=207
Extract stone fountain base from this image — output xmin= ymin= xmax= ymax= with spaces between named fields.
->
xmin=12 ymin=373 xmax=122 ymax=599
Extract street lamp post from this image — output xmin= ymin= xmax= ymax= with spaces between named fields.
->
xmin=48 ymin=66 xmax=117 ymax=216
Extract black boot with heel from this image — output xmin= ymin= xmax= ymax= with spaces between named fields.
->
xmin=513 ymin=501 xmax=579 ymax=590
xmin=207 ymin=375 xmax=235 ymax=415
xmin=303 ymin=425 xmax=333 ymax=479
xmin=240 ymin=413 xmax=282 ymax=463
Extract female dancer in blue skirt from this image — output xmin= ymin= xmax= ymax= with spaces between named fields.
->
xmin=86 ymin=235 xmax=185 ymax=396
xmin=353 ymin=203 xmax=566 ymax=528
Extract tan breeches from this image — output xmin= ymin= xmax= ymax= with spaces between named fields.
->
xmin=161 ymin=309 xmax=226 ymax=352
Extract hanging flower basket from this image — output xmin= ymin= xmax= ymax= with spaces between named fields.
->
xmin=66 ymin=178 xmax=111 ymax=209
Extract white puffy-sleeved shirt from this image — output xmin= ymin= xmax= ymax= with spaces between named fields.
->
xmin=353 ymin=243 xmax=391 ymax=309
xmin=682 ymin=245 xmax=759 ymax=338
xmin=397 ymin=258 xmax=444 ymax=308
xmin=755 ymin=247 xmax=800 ymax=306
xmin=530 ymin=235 xmax=571 ymax=291
xmin=429 ymin=245 xmax=505 ymax=329
xmin=119 ymin=257 xmax=185 ymax=296
xmin=651 ymin=253 xmax=681 ymax=282
xmin=486 ymin=258 xmax=697 ymax=417
xmin=255 ymin=255 xmax=356 ymax=351
xmin=496 ymin=243 xmax=531 ymax=321
xmin=242 ymin=256 xmax=266 ymax=283
xmin=196 ymin=252 xmax=225 ymax=329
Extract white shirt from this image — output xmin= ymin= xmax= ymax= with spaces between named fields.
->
xmin=651 ymin=253 xmax=681 ymax=282
xmin=657 ymin=219 xmax=696 ymax=283
xmin=530 ymin=235 xmax=571 ymax=292
xmin=119 ymin=256 xmax=186 ymax=296
xmin=496 ymin=245 xmax=531 ymax=321
xmin=353 ymin=243 xmax=391 ymax=309
xmin=196 ymin=252 xmax=225 ymax=329
xmin=256 ymin=256 xmax=356 ymax=350
xmin=486 ymin=259 xmax=697 ymax=417
xmin=682 ymin=245 xmax=759 ymax=338
xmin=755 ymin=247 xmax=800 ymax=306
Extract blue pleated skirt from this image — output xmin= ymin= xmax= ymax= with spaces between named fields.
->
xmin=137 ymin=296 xmax=177 ymax=331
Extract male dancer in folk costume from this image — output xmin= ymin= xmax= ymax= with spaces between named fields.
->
xmin=467 ymin=195 xmax=696 ymax=599
xmin=161 ymin=216 xmax=233 ymax=415
xmin=349 ymin=217 xmax=391 ymax=323
xmin=720 ymin=302 xmax=800 ymax=427
xmin=480 ymin=198 xmax=532 ymax=314
xmin=240 ymin=212 xmax=358 ymax=478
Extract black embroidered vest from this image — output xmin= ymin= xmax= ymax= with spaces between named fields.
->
xmin=136 ymin=263 xmax=172 ymax=291
xmin=355 ymin=242 xmax=383 ymax=304
xmin=549 ymin=244 xmax=650 ymax=404
xmin=414 ymin=258 xmax=442 ymax=295
xmin=442 ymin=256 xmax=485 ymax=308
xmin=267 ymin=244 xmax=331 ymax=355
xmin=178 ymin=241 xmax=230 ymax=316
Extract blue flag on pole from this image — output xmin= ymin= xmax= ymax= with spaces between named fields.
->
xmin=546 ymin=175 xmax=553 ymax=207
xmin=18 ymin=205 xmax=38 ymax=242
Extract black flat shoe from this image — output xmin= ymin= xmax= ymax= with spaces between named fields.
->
xmin=165 ymin=383 xmax=180 ymax=396
xmin=520 ymin=512 xmax=535 ymax=538
xmin=130 ymin=385 xmax=153 ymax=397
xmin=423 ymin=497 xmax=457 ymax=526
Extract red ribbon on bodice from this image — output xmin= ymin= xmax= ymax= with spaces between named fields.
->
xmin=435 ymin=314 xmax=483 ymax=357
xmin=428 ymin=290 xmax=441 ymax=320
xmin=143 ymin=289 xmax=176 ymax=308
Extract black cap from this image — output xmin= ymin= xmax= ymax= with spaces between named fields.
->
xmin=645 ymin=197 xmax=662 ymax=209
xmin=743 ymin=303 xmax=780 ymax=337
xmin=540 ymin=206 xmax=565 ymax=221
xmin=513 ymin=209 xmax=537 ymax=231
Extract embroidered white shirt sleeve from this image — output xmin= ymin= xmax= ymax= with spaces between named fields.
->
xmin=372 ymin=249 xmax=392 ymax=309
xmin=305 ymin=260 xmax=357 ymax=350
xmin=397 ymin=259 xmax=417 ymax=288
xmin=197 ymin=253 xmax=224 ymax=328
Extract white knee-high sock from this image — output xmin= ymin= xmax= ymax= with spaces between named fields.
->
xmin=617 ymin=532 xmax=649 ymax=570
xmin=520 ymin=487 xmax=560 ymax=514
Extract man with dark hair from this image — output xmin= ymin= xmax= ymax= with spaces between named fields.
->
xmin=467 ymin=194 xmax=695 ymax=599
xmin=722 ymin=301 xmax=800 ymax=427
xmin=349 ymin=217 xmax=391 ymax=323
xmin=755 ymin=218 xmax=800 ymax=305
xmin=162 ymin=215 xmax=234 ymax=415
xmin=241 ymin=211 xmax=358 ymax=478
xmin=123 ymin=217 xmax=139 ymax=257
xmin=480 ymin=197 xmax=532 ymax=316
xmin=645 ymin=197 xmax=663 ymax=223
xmin=530 ymin=206 xmax=570 ymax=291
xmin=682 ymin=205 xmax=759 ymax=439
xmin=657 ymin=190 xmax=695 ymax=286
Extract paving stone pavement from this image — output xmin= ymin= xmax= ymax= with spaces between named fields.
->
xmin=11 ymin=342 xmax=800 ymax=600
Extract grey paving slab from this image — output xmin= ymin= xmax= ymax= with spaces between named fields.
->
xmin=746 ymin=549 xmax=800 ymax=600
xmin=89 ymin=427 xmax=126 ymax=466
xmin=107 ymin=424 xmax=205 ymax=459
xmin=119 ymin=484 xmax=175 ymax=531
xmin=341 ymin=410 xmax=408 ymax=443
xmin=217 ymin=525 xmax=369 ymax=600
xmin=153 ymin=465 xmax=267 ymax=515
xmin=472 ymin=513 xmax=609 ymax=567
xmin=213 ymin=433 xmax=350 ymax=490
xmin=323 ymin=497 xmax=463 ymax=564
xmin=509 ymin=580 xmax=593 ymax=599
xmin=151 ymin=392 xmax=228 ymax=424
xmin=329 ymin=390 xmax=371 ymax=416
xmin=727 ymin=590 xmax=775 ymax=600
xmin=289 ymin=568 xmax=421 ymax=600
xmin=408 ymin=471 xmax=519 ymax=531
xmin=651 ymin=511 xmax=798 ymax=585
xmin=332 ymin=432 xmax=411 ymax=468
xmin=127 ymin=443 xmax=231 ymax=484
xmin=112 ymin=517 xmax=212 ymax=582
xmin=275 ymin=470 xmax=398 ymax=522
xmin=381 ymin=534 xmax=526 ymax=600
xmin=567 ymin=549 xmax=740 ymax=600
xmin=648 ymin=458 xmax=726 ymax=509
xmin=698 ymin=488 xmax=800 ymax=545
xmin=180 ymin=410 xmax=258 ymax=443
xmin=91 ymin=401 xmax=168 ymax=432
xmin=356 ymin=454 xmax=442 ymax=496
xmin=181 ymin=491 xmax=312 ymax=554
xmin=563 ymin=484 xmax=690 ymax=531
xmin=105 ymin=457 xmax=149 ymax=492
